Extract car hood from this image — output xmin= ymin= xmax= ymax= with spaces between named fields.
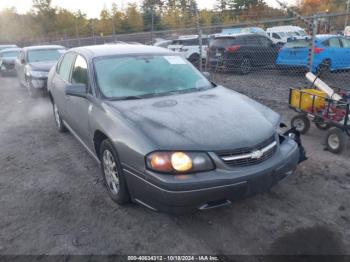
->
xmin=28 ymin=61 xmax=57 ymax=72
xmin=106 ymin=86 xmax=280 ymax=151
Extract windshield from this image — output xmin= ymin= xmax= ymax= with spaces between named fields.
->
xmin=0 ymin=51 xmax=19 ymax=58
xmin=27 ymin=49 xmax=65 ymax=63
xmin=94 ymin=55 xmax=212 ymax=99
xmin=297 ymin=30 xmax=307 ymax=36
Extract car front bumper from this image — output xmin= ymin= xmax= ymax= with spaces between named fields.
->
xmin=123 ymin=137 xmax=300 ymax=214
xmin=28 ymin=77 xmax=48 ymax=89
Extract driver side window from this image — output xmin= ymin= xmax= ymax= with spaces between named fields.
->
xmin=71 ymin=55 xmax=88 ymax=87
xmin=58 ymin=52 xmax=76 ymax=82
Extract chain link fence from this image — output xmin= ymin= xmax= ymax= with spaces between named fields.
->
xmin=32 ymin=12 xmax=350 ymax=109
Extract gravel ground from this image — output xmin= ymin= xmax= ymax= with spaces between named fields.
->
xmin=0 ymin=72 xmax=350 ymax=256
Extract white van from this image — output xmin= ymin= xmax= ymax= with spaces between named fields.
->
xmin=166 ymin=35 xmax=209 ymax=66
xmin=344 ymin=26 xmax=350 ymax=37
xmin=266 ymin=26 xmax=308 ymax=44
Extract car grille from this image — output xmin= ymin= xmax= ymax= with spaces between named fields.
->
xmin=216 ymin=136 xmax=277 ymax=167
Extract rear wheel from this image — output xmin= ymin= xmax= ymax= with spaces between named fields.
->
xmin=291 ymin=114 xmax=310 ymax=134
xmin=100 ymin=139 xmax=130 ymax=205
xmin=325 ymin=127 xmax=347 ymax=154
xmin=317 ymin=59 xmax=331 ymax=76
xmin=239 ymin=57 xmax=252 ymax=75
xmin=315 ymin=122 xmax=330 ymax=130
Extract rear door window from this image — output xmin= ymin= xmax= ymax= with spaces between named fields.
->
xmin=326 ymin=38 xmax=341 ymax=48
xmin=341 ymin=38 xmax=350 ymax=48
xmin=259 ymin=36 xmax=273 ymax=47
xmin=58 ymin=52 xmax=76 ymax=82
xmin=210 ymin=37 xmax=245 ymax=47
xmin=285 ymin=39 xmax=310 ymax=48
xmin=272 ymin=33 xmax=281 ymax=39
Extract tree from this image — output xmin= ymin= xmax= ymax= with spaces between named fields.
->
xmin=122 ymin=3 xmax=143 ymax=32
xmin=32 ymin=0 xmax=56 ymax=34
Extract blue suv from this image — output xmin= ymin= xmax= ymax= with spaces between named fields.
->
xmin=276 ymin=35 xmax=350 ymax=73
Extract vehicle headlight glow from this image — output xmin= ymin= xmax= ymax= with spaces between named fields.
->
xmin=146 ymin=151 xmax=215 ymax=174
xmin=28 ymin=70 xmax=48 ymax=78
xmin=171 ymin=152 xmax=193 ymax=172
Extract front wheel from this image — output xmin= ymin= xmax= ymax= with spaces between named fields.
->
xmin=291 ymin=114 xmax=310 ymax=134
xmin=325 ymin=127 xmax=347 ymax=154
xmin=100 ymin=139 xmax=130 ymax=205
xmin=53 ymin=101 xmax=67 ymax=133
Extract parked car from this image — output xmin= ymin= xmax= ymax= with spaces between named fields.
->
xmin=276 ymin=35 xmax=350 ymax=73
xmin=166 ymin=35 xmax=209 ymax=67
xmin=0 ymin=48 xmax=21 ymax=77
xmin=0 ymin=44 xmax=18 ymax=51
xmin=47 ymin=44 xmax=303 ymax=214
xmin=221 ymin=27 xmax=268 ymax=37
xmin=266 ymin=26 xmax=308 ymax=44
xmin=207 ymin=33 xmax=280 ymax=74
xmin=15 ymin=45 xmax=66 ymax=97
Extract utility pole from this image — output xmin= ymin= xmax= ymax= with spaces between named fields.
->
xmin=151 ymin=6 xmax=154 ymax=44
xmin=194 ymin=1 xmax=203 ymax=72
xmin=112 ymin=15 xmax=117 ymax=42
xmin=75 ymin=18 xmax=81 ymax=46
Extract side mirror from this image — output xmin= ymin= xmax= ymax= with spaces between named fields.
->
xmin=202 ymin=71 xmax=211 ymax=80
xmin=65 ymin=83 xmax=87 ymax=98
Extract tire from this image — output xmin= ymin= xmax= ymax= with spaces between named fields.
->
xmin=52 ymin=101 xmax=67 ymax=133
xmin=100 ymin=139 xmax=130 ymax=205
xmin=317 ymin=59 xmax=331 ymax=76
xmin=26 ymin=78 xmax=40 ymax=98
xmin=325 ymin=127 xmax=347 ymax=154
xmin=239 ymin=57 xmax=252 ymax=75
xmin=315 ymin=122 xmax=330 ymax=130
xmin=291 ymin=114 xmax=310 ymax=134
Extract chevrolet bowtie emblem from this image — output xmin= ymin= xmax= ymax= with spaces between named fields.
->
xmin=251 ymin=150 xmax=264 ymax=159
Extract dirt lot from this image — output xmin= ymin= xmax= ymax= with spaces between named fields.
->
xmin=0 ymin=71 xmax=350 ymax=256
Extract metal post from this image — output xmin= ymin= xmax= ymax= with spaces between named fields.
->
xmin=194 ymin=2 xmax=203 ymax=72
xmin=112 ymin=16 xmax=116 ymax=42
xmin=309 ymin=15 xmax=318 ymax=72
xmin=151 ymin=7 xmax=154 ymax=44
xmin=75 ymin=19 xmax=81 ymax=46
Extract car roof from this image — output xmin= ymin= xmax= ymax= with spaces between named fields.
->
xmin=0 ymin=47 xmax=21 ymax=53
xmin=266 ymin=26 xmax=304 ymax=32
xmin=70 ymin=44 xmax=174 ymax=58
xmin=213 ymin=32 xmax=258 ymax=38
xmin=316 ymin=34 xmax=342 ymax=40
xmin=23 ymin=45 xmax=65 ymax=51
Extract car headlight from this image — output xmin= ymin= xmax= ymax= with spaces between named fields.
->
xmin=146 ymin=151 xmax=215 ymax=174
xmin=28 ymin=70 xmax=48 ymax=78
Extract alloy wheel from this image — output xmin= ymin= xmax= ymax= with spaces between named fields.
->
xmin=103 ymin=149 xmax=120 ymax=195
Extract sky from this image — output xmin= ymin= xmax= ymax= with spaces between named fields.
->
xmin=0 ymin=0 xmax=297 ymax=18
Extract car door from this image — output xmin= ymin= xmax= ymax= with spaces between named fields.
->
xmin=258 ymin=36 xmax=278 ymax=65
xmin=65 ymin=54 xmax=92 ymax=144
xmin=340 ymin=37 xmax=350 ymax=70
xmin=322 ymin=37 xmax=342 ymax=70
xmin=50 ymin=52 xmax=76 ymax=120
xmin=244 ymin=35 xmax=261 ymax=66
